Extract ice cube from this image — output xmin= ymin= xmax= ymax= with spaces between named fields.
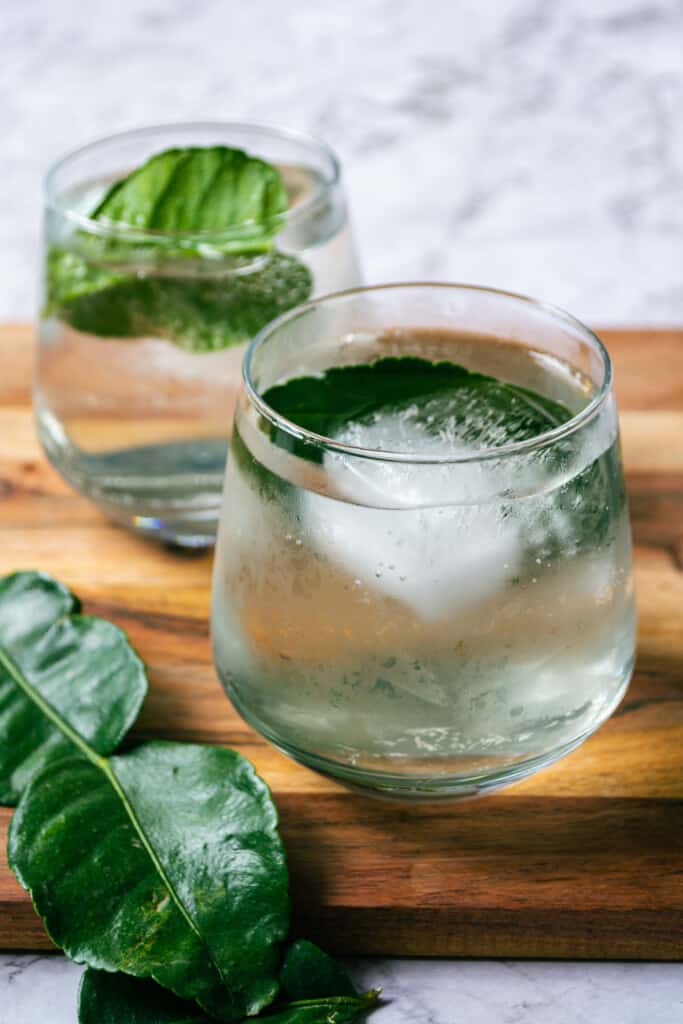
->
xmin=302 ymin=409 xmax=523 ymax=623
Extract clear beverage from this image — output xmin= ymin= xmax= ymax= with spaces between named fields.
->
xmin=35 ymin=124 xmax=359 ymax=546
xmin=212 ymin=285 xmax=636 ymax=799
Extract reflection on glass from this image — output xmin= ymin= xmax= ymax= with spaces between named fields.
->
xmin=212 ymin=284 xmax=636 ymax=800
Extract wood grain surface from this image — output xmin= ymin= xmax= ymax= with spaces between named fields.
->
xmin=0 ymin=325 xmax=681 ymax=959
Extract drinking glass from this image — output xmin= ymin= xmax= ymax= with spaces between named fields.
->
xmin=212 ymin=283 xmax=636 ymax=800
xmin=35 ymin=122 xmax=359 ymax=546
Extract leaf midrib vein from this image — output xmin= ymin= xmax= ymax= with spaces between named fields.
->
xmin=0 ymin=640 xmax=223 ymax=987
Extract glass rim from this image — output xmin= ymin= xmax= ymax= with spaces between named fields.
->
xmin=243 ymin=281 xmax=614 ymax=466
xmin=43 ymin=120 xmax=342 ymax=242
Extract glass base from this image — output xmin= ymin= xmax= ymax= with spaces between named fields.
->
xmin=94 ymin=499 xmax=219 ymax=549
xmin=44 ymin=452 xmax=220 ymax=548
xmin=37 ymin=405 xmax=222 ymax=547
xmin=223 ymin=679 xmax=631 ymax=802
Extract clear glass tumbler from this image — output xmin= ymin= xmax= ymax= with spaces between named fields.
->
xmin=212 ymin=283 xmax=636 ymax=800
xmin=35 ymin=122 xmax=360 ymax=546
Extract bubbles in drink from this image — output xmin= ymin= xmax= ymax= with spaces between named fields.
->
xmin=212 ymin=330 xmax=635 ymax=791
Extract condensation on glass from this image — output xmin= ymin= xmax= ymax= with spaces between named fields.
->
xmin=212 ymin=284 xmax=636 ymax=800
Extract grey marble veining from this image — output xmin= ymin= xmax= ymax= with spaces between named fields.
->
xmin=2 ymin=955 xmax=683 ymax=1024
xmin=1 ymin=2 xmax=683 ymax=1022
xmin=2 ymin=0 xmax=683 ymax=322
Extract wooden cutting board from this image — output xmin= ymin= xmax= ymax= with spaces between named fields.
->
xmin=1 ymin=325 xmax=682 ymax=960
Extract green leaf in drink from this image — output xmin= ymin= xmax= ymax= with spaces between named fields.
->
xmin=258 ymin=355 xmax=618 ymax=556
xmin=46 ymin=247 xmax=313 ymax=352
xmin=45 ymin=146 xmax=314 ymax=350
xmin=91 ymin=147 xmax=289 ymax=254
xmin=261 ymin=355 xmax=572 ymax=462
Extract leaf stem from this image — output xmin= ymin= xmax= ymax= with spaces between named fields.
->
xmin=288 ymin=988 xmax=382 ymax=1009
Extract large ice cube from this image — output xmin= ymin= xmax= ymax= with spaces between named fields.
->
xmin=302 ymin=408 xmax=523 ymax=623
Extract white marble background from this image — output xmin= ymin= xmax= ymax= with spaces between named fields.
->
xmin=2 ymin=0 xmax=683 ymax=1021
xmin=1 ymin=956 xmax=683 ymax=1024
xmin=3 ymin=0 xmax=683 ymax=322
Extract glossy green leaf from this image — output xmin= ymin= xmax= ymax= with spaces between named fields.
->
xmin=279 ymin=940 xmax=357 ymax=1000
xmin=79 ymin=969 xmax=211 ymax=1023
xmin=0 ymin=571 xmax=147 ymax=805
xmin=92 ymin=146 xmax=289 ymax=253
xmin=79 ymin=968 xmax=380 ymax=1024
xmin=2 ymin=571 xmax=379 ymax=1022
xmin=46 ymin=247 xmax=313 ymax=352
xmin=9 ymin=741 xmax=288 ymax=1021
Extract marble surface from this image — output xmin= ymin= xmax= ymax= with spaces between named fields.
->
xmin=2 ymin=1 xmax=683 ymax=1021
xmin=3 ymin=0 xmax=683 ymax=322
xmin=2 ymin=955 xmax=683 ymax=1024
